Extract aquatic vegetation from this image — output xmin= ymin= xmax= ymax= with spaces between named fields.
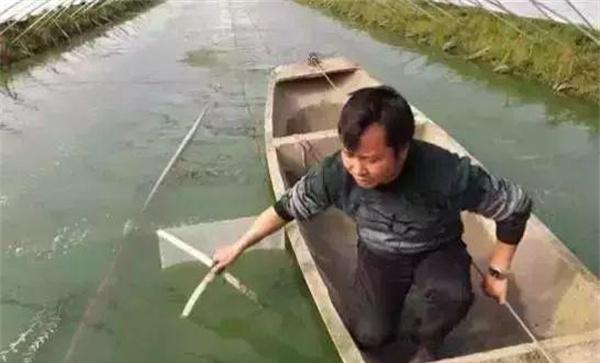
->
xmin=0 ymin=304 xmax=63 ymax=363
xmin=296 ymin=0 xmax=600 ymax=103
xmin=182 ymin=48 xmax=229 ymax=68
xmin=0 ymin=0 xmax=162 ymax=68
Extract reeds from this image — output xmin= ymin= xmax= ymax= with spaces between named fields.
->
xmin=296 ymin=0 xmax=600 ymax=103
xmin=0 ymin=0 xmax=162 ymax=67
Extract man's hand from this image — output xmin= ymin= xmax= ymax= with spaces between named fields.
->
xmin=211 ymin=207 xmax=287 ymax=272
xmin=481 ymin=273 xmax=507 ymax=304
xmin=212 ymin=243 xmax=244 ymax=272
xmin=485 ymin=241 xmax=516 ymax=305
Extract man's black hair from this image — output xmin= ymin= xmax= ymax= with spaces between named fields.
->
xmin=338 ymin=86 xmax=415 ymax=153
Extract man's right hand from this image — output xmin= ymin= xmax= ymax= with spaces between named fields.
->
xmin=211 ymin=206 xmax=287 ymax=272
xmin=212 ymin=243 xmax=244 ymax=272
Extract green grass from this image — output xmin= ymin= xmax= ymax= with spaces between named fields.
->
xmin=296 ymin=0 xmax=600 ymax=103
xmin=0 ymin=0 xmax=162 ymax=69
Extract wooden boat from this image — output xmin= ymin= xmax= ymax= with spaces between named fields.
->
xmin=264 ymin=57 xmax=600 ymax=363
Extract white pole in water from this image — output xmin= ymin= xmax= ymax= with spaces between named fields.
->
xmin=471 ymin=263 xmax=557 ymax=363
xmin=142 ymin=102 xmax=211 ymax=212
xmin=156 ymin=230 xmax=262 ymax=307
xmin=65 ymin=105 xmax=213 ymax=363
xmin=181 ymin=265 xmax=219 ymax=318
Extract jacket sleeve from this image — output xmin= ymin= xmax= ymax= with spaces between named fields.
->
xmin=453 ymin=156 xmax=533 ymax=245
xmin=273 ymin=156 xmax=339 ymax=222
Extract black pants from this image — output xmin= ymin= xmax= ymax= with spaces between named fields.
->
xmin=348 ymin=241 xmax=474 ymax=350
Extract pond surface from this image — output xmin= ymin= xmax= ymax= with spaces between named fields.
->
xmin=1 ymin=0 xmax=597 ymax=362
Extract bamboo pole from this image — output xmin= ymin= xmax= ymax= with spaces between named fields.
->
xmin=563 ymin=0 xmax=596 ymax=31
xmin=465 ymin=0 xmax=536 ymax=42
xmin=401 ymin=0 xmax=437 ymax=21
xmin=9 ymin=1 xmax=71 ymax=45
xmin=471 ymin=263 xmax=557 ymax=363
xmin=142 ymin=102 xmax=211 ymax=211
xmin=0 ymin=0 xmax=54 ymax=36
xmin=96 ymin=0 xmax=119 ymax=12
xmin=0 ymin=0 xmax=27 ymax=20
xmin=64 ymin=104 xmax=211 ymax=363
xmin=482 ymin=0 xmax=565 ymax=46
xmin=181 ymin=265 xmax=219 ymax=318
xmin=5 ymin=0 xmax=39 ymax=21
xmin=70 ymin=0 xmax=101 ymax=18
xmin=75 ymin=0 xmax=106 ymax=18
xmin=422 ymin=0 xmax=457 ymax=20
xmin=529 ymin=0 xmax=600 ymax=46
xmin=156 ymin=230 xmax=262 ymax=307
xmin=33 ymin=0 xmax=77 ymax=33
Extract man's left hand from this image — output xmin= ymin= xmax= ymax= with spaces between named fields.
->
xmin=482 ymin=273 xmax=507 ymax=304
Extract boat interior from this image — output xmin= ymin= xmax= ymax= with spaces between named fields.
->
xmin=266 ymin=59 xmax=600 ymax=362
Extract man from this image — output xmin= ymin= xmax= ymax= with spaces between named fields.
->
xmin=213 ymin=86 xmax=532 ymax=362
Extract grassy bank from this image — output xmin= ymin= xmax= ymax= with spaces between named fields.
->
xmin=296 ymin=0 xmax=600 ymax=103
xmin=0 ymin=0 xmax=162 ymax=68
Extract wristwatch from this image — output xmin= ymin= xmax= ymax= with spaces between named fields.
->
xmin=488 ymin=266 xmax=509 ymax=280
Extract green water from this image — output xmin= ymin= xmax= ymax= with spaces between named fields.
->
xmin=83 ymin=246 xmax=336 ymax=363
xmin=154 ymin=251 xmax=334 ymax=363
xmin=1 ymin=0 xmax=598 ymax=362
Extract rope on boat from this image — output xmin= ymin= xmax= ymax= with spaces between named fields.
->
xmin=471 ymin=263 xmax=557 ymax=363
xmin=298 ymin=140 xmax=324 ymax=171
xmin=142 ymin=102 xmax=211 ymax=211
xmin=307 ymin=52 xmax=346 ymax=98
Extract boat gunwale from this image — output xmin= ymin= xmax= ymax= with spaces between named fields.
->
xmin=264 ymin=60 xmax=365 ymax=363
xmin=264 ymin=57 xmax=600 ymax=363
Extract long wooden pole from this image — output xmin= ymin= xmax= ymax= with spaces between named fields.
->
xmin=471 ymin=263 xmax=557 ymax=363
xmin=64 ymin=105 xmax=211 ymax=363
xmin=143 ymin=102 xmax=210 ymax=211
xmin=529 ymin=0 xmax=600 ymax=46
xmin=156 ymin=230 xmax=262 ymax=306
xmin=181 ymin=265 xmax=219 ymax=318
xmin=0 ymin=0 xmax=54 ymax=36
xmin=10 ymin=0 xmax=72 ymax=44
xmin=0 ymin=0 xmax=27 ymax=19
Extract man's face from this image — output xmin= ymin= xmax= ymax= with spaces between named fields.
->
xmin=341 ymin=123 xmax=408 ymax=189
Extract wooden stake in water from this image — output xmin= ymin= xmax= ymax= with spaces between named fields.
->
xmin=181 ymin=265 xmax=219 ymax=318
xmin=143 ymin=102 xmax=211 ymax=212
xmin=65 ymin=104 xmax=212 ymax=363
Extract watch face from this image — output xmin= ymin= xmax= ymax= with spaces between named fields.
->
xmin=489 ymin=267 xmax=507 ymax=280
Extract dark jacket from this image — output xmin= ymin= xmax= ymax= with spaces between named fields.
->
xmin=274 ymin=139 xmax=532 ymax=255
